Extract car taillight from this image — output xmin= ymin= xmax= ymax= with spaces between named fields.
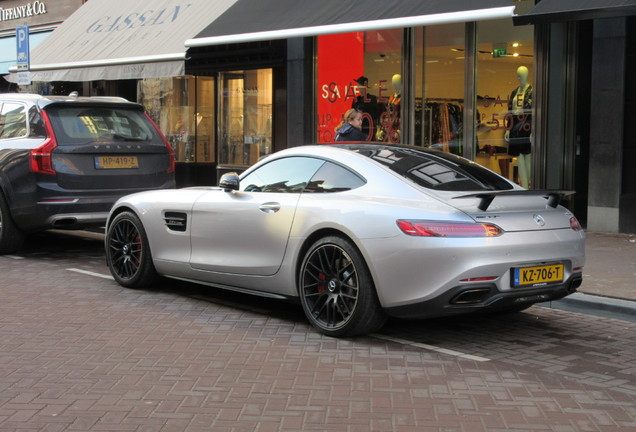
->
xmin=30 ymin=110 xmax=57 ymax=175
xmin=145 ymin=113 xmax=175 ymax=173
xmin=570 ymin=216 xmax=582 ymax=231
xmin=397 ymin=220 xmax=503 ymax=237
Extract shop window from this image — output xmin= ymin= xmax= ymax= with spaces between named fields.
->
xmin=316 ymin=30 xmax=403 ymax=143
xmin=196 ymin=77 xmax=215 ymax=163
xmin=138 ymin=76 xmax=197 ymax=163
xmin=475 ymin=0 xmax=535 ymax=188
xmin=219 ymin=69 xmax=273 ymax=167
xmin=414 ymin=23 xmax=466 ymax=154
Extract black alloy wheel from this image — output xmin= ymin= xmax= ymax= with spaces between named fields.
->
xmin=106 ymin=211 xmax=158 ymax=288
xmin=299 ymin=236 xmax=386 ymax=337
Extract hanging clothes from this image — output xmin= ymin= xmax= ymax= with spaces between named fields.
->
xmin=425 ymin=101 xmax=463 ymax=155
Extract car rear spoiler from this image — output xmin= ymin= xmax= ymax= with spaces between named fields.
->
xmin=453 ymin=190 xmax=576 ymax=212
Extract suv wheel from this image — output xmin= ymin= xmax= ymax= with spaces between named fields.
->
xmin=0 ymin=193 xmax=25 ymax=254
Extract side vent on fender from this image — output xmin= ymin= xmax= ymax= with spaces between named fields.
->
xmin=163 ymin=212 xmax=187 ymax=232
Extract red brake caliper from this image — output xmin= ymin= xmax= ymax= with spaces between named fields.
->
xmin=317 ymin=273 xmax=326 ymax=293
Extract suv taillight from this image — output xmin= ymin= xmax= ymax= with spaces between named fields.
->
xmin=29 ymin=110 xmax=57 ymax=175
xmin=145 ymin=113 xmax=175 ymax=173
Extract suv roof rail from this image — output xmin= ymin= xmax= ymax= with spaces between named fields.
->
xmin=88 ymin=96 xmax=129 ymax=102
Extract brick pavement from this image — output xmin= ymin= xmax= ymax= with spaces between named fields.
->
xmin=1 ymin=235 xmax=635 ymax=431
xmin=579 ymin=232 xmax=636 ymax=301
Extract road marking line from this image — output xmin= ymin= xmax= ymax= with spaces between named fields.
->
xmin=5 ymin=255 xmax=24 ymax=260
xmin=67 ymin=268 xmax=113 ymax=280
xmin=371 ymin=334 xmax=491 ymax=362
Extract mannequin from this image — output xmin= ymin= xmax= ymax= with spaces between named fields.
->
xmin=385 ymin=73 xmax=402 ymax=142
xmin=505 ymin=66 xmax=533 ymax=188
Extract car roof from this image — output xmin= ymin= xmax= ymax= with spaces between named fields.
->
xmin=273 ymin=142 xmax=471 ymax=166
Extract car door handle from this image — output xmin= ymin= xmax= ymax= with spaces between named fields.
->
xmin=259 ymin=202 xmax=281 ymax=213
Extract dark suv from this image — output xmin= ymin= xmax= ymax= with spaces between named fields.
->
xmin=0 ymin=93 xmax=175 ymax=253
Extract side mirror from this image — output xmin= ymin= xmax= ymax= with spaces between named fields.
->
xmin=219 ymin=172 xmax=240 ymax=192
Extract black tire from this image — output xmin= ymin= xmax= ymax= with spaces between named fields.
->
xmin=0 ymin=193 xmax=25 ymax=254
xmin=299 ymin=236 xmax=387 ymax=337
xmin=106 ymin=211 xmax=159 ymax=289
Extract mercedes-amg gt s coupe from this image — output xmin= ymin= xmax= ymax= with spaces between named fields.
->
xmin=105 ymin=144 xmax=585 ymax=337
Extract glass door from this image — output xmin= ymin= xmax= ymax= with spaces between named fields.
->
xmin=219 ymin=69 xmax=273 ymax=168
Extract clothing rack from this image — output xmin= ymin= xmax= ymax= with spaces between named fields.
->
xmin=421 ymin=99 xmax=463 ymax=152
xmin=425 ymin=97 xmax=464 ymax=103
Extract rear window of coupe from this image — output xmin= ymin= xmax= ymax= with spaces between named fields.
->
xmin=45 ymin=106 xmax=159 ymax=145
xmin=349 ymin=145 xmax=513 ymax=191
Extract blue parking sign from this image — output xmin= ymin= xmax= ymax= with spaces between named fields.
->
xmin=16 ymin=26 xmax=30 ymax=71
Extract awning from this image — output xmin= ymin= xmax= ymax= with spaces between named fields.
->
xmin=0 ymin=32 xmax=50 ymax=75
xmin=6 ymin=0 xmax=237 ymax=82
xmin=185 ymin=0 xmax=516 ymax=48
xmin=515 ymin=0 xmax=636 ymax=25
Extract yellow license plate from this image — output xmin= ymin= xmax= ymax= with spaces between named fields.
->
xmin=513 ymin=264 xmax=564 ymax=287
xmin=95 ymin=156 xmax=139 ymax=169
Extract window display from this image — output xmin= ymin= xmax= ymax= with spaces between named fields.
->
xmin=314 ymin=5 xmax=537 ymax=188
xmin=317 ymin=30 xmax=402 ymax=143
xmin=219 ymin=69 xmax=272 ymax=167
xmin=195 ymin=76 xmax=216 ymax=163
xmin=138 ymin=77 xmax=196 ymax=163
xmin=475 ymin=1 xmax=535 ymax=188
xmin=138 ymin=76 xmax=217 ymax=164
xmin=414 ymin=23 xmax=465 ymax=154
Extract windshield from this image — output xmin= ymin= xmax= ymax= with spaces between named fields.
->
xmin=341 ymin=144 xmax=514 ymax=191
xmin=45 ymin=106 xmax=160 ymax=145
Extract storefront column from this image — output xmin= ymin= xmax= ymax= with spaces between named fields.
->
xmin=587 ymin=17 xmax=626 ymax=232
xmin=286 ymin=38 xmax=314 ymax=146
xmin=463 ymin=22 xmax=476 ymax=160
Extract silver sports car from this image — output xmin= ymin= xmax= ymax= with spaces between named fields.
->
xmin=105 ymin=144 xmax=585 ymax=337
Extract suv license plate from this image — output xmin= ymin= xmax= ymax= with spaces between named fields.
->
xmin=95 ymin=156 xmax=139 ymax=169
xmin=513 ymin=264 xmax=564 ymax=287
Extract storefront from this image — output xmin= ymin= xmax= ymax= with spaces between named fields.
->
xmin=0 ymin=0 xmax=84 ymax=91
xmin=186 ymin=0 xmax=543 ymax=186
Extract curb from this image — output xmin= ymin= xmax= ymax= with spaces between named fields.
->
xmin=540 ymin=292 xmax=636 ymax=322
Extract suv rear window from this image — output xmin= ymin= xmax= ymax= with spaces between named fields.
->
xmin=45 ymin=106 xmax=160 ymax=145
xmin=343 ymin=144 xmax=513 ymax=191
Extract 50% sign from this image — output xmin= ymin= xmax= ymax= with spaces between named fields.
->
xmin=483 ymin=112 xmax=531 ymax=132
